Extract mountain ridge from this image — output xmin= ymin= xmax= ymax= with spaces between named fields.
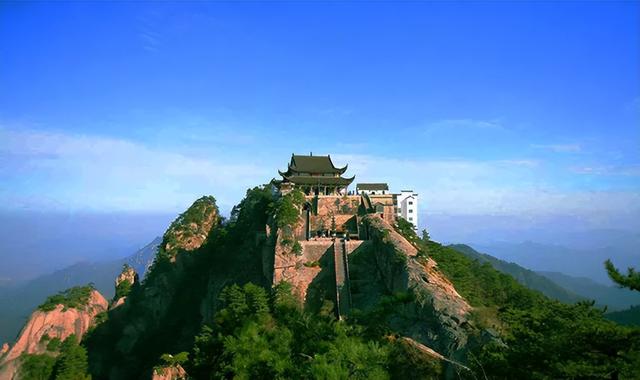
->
xmin=2 ymin=188 xmax=639 ymax=379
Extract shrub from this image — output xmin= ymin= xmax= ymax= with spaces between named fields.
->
xmin=46 ymin=337 xmax=62 ymax=352
xmin=292 ymin=241 xmax=303 ymax=256
xmin=38 ymin=285 xmax=94 ymax=312
xmin=160 ymin=351 xmax=189 ymax=367
xmin=114 ymin=279 xmax=132 ymax=300
xmin=19 ymin=354 xmax=56 ymax=380
xmin=274 ymin=190 xmax=304 ymax=228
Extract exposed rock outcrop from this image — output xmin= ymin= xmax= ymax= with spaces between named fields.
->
xmin=0 ymin=289 xmax=107 ymax=379
xmin=352 ymin=215 xmax=472 ymax=361
xmin=116 ymin=265 xmax=138 ymax=291
xmin=161 ymin=196 xmax=219 ymax=257
xmin=152 ymin=364 xmax=187 ymax=380
xmin=111 ymin=264 xmax=138 ymax=310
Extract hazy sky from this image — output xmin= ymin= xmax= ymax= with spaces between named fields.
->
xmin=1 ymin=2 xmax=639 ymax=232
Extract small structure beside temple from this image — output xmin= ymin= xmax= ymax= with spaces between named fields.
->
xmin=356 ymin=183 xmax=389 ymax=195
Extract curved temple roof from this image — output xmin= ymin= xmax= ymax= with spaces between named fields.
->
xmin=281 ymin=174 xmax=355 ymax=186
xmin=280 ymin=154 xmax=348 ymax=176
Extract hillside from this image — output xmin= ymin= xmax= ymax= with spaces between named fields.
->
xmin=5 ymin=188 xmax=639 ymax=379
xmin=0 ymin=237 xmax=160 ymax=344
xmin=538 ymin=270 xmax=640 ymax=311
xmin=448 ymin=244 xmax=584 ymax=304
xmin=606 ymin=305 xmax=640 ymax=326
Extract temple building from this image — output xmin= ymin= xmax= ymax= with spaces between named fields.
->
xmin=274 ymin=153 xmax=355 ymax=195
xmin=272 ymin=153 xmax=420 ymax=236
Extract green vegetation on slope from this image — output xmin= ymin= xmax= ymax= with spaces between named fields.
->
xmin=607 ymin=305 xmax=640 ymax=326
xmin=113 ymin=279 xmax=131 ymax=300
xmin=19 ymin=335 xmax=91 ymax=380
xmin=427 ymin=241 xmax=640 ymax=379
xmin=537 ymin=270 xmax=640 ymax=310
xmin=38 ymin=285 xmax=95 ymax=312
xmin=85 ymin=186 xmax=276 ymax=379
xmin=19 ymin=354 xmax=56 ymax=380
xmin=186 ymin=282 xmax=440 ymax=379
xmin=448 ymin=244 xmax=584 ymax=305
xmin=273 ymin=189 xmax=305 ymax=229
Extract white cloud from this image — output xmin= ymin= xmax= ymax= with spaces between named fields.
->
xmin=572 ymin=164 xmax=640 ymax=176
xmin=422 ymin=119 xmax=505 ymax=135
xmin=531 ymin=143 xmax=582 ymax=153
xmin=0 ymin=127 xmax=271 ymax=213
xmin=333 ymin=153 xmax=640 ymax=217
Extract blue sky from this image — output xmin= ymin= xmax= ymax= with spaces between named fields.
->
xmin=1 ymin=1 xmax=639 ymax=232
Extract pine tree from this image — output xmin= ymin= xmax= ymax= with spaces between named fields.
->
xmin=53 ymin=335 xmax=91 ymax=380
xmin=605 ymin=259 xmax=640 ymax=291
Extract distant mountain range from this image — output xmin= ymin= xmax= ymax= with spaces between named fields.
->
xmin=537 ymin=271 xmax=640 ymax=311
xmin=449 ymin=244 xmax=640 ymax=312
xmin=472 ymin=240 xmax=638 ymax=285
xmin=448 ymin=244 xmax=584 ymax=304
xmin=0 ymin=237 xmax=160 ymax=344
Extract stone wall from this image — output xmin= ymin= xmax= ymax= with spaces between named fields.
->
xmin=306 ymin=195 xmax=361 ymax=237
xmin=273 ymin=235 xmax=334 ymax=303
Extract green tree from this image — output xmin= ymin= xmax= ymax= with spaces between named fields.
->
xmin=330 ymin=215 xmax=337 ymax=235
xmin=52 ymin=335 xmax=91 ymax=380
xmin=19 ymin=354 xmax=56 ymax=380
xmin=292 ymin=240 xmax=303 ymax=256
xmin=605 ymin=259 xmax=640 ymax=291
xmin=38 ymin=285 xmax=95 ymax=312
xmin=160 ymin=352 xmax=189 ymax=367
xmin=274 ymin=190 xmax=304 ymax=228
xmin=421 ymin=229 xmax=430 ymax=242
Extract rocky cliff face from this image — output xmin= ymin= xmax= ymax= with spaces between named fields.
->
xmin=112 ymin=197 xmax=219 ymax=351
xmin=111 ymin=264 xmax=138 ymax=310
xmin=351 ymin=215 xmax=472 ymax=361
xmin=152 ymin=364 xmax=187 ymax=380
xmin=0 ymin=289 xmax=107 ymax=379
xmin=116 ymin=265 xmax=138 ymax=289
xmin=161 ymin=196 xmax=219 ymax=257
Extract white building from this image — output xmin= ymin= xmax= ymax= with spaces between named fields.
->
xmin=356 ymin=183 xmax=419 ymax=231
xmin=395 ymin=190 xmax=419 ymax=231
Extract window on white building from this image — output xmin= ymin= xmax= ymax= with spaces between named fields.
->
xmin=408 ymin=217 xmax=413 ymax=221
xmin=409 ymin=209 xmax=413 ymax=213
xmin=408 ymin=201 xmax=413 ymax=205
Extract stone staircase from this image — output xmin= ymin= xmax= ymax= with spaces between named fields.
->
xmin=333 ymin=239 xmax=351 ymax=319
